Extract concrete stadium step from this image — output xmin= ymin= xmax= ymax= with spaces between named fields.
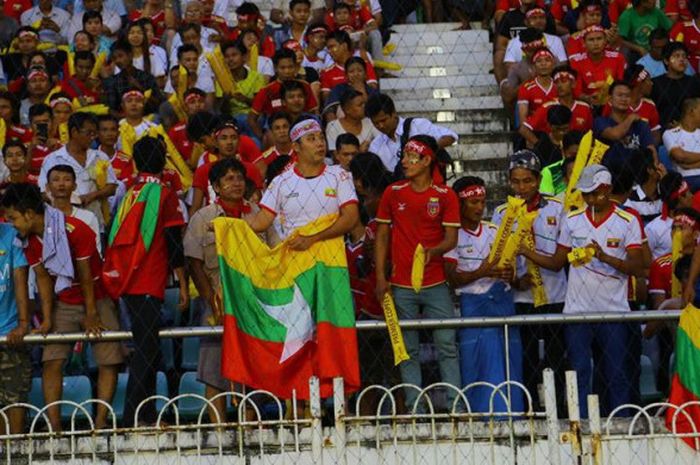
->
xmin=390 ymin=40 xmax=492 ymax=56
xmin=385 ymin=82 xmax=498 ymax=100
xmin=381 ymin=74 xmax=496 ymax=91
xmin=393 ymin=51 xmax=492 ymax=69
xmin=443 ymin=120 xmax=510 ymax=135
xmin=396 ymin=95 xmax=503 ymax=113
xmin=391 ymin=22 xmax=484 ymax=33
xmin=451 ymin=141 xmax=512 ymax=161
xmin=390 ymin=30 xmax=490 ymax=50
xmin=398 ymin=63 xmax=492 ymax=77
xmin=400 ymin=109 xmax=508 ymax=129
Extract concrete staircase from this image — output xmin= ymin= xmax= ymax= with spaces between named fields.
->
xmin=384 ymin=23 xmax=512 ymax=202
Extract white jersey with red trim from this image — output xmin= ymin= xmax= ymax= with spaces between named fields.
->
xmin=259 ymin=164 xmax=358 ymax=239
xmin=558 ymin=205 xmax=643 ymax=314
xmin=445 ymin=221 xmax=501 ymax=295
xmin=644 ymin=215 xmax=672 ymax=260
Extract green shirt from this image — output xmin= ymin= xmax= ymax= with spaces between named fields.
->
xmin=618 ymin=7 xmax=672 ymax=50
xmin=217 ymin=68 xmax=266 ymax=116
xmin=540 ymin=159 xmax=566 ymax=196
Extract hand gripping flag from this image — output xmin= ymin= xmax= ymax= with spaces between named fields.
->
xmin=214 ymin=214 xmax=360 ymax=399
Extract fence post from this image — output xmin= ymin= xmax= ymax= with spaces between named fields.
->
xmin=543 ymin=369 xmax=561 ymax=465
xmin=310 ymin=376 xmax=324 ymax=465
xmin=333 ymin=377 xmax=347 ymax=465
xmin=587 ymin=395 xmax=602 ymax=465
xmin=563 ymin=371 xmax=583 ymax=459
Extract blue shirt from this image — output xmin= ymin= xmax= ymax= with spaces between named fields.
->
xmin=637 ymin=54 xmax=695 ymax=78
xmin=593 ymin=116 xmax=655 ymax=163
xmin=0 ymin=224 xmax=27 ymax=336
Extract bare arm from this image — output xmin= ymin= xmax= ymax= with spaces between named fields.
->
xmin=437 ymin=135 xmax=456 ymax=148
xmin=246 ymin=208 xmax=276 ymax=233
xmin=592 ymin=243 xmax=645 ymax=277
xmin=520 ymin=244 xmax=569 ymax=271
xmin=493 ymin=36 xmax=509 ymax=84
xmin=600 ymin=113 xmax=639 ymax=141
xmin=34 ymin=264 xmax=54 ymax=335
xmin=518 ymin=124 xmax=539 ymax=148
xmin=374 ymin=221 xmax=390 ymax=299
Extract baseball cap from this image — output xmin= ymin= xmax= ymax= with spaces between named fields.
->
xmin=508 ymin=149 xmax=541 ymax=173
xmin=577 ymin=164 xmax=612 ymax=193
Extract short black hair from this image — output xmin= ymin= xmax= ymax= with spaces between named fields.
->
xmin=68 ymin=111 xmax=97 ymax=133
xmin=235 ymin=2 xmax=260 ymax=15
xmin=47 ymin=164 xmax=76 ymax=181
xmin=269 ymin=111 xmax=292 ymax=126
xmin=82 ymin=10 xmax=103 ymax=27
xmin=183 ymin=87 xmax=206 ymax=100
xmin=177 ymin=43 xmax=199 ymax=61
xmin=604 ymin=155 xmax=636 ymax=195
xmin=281 ymin=80 xmax=306 ymax=100
xmin=97 ymin=114 xmax=119 ymax=126
xmin=290 ymin=0 xmax=311 ymax=9
xmin=608 ymin=80 xmax=631 ymax=95
xmin=333 ymin=2 xmax=351 ymax=13
xmin=339 ymin=88 xmax=363 ymax=108
xmin=344 ymin=56 xmax=365 ymax=71
xmin=563 ymin=130 xmax=583 ymax=150
xmin=187 ymin=111 xmax=221 ymax=141
xmin=74 ymin=50 xmax=96 ymax=65
xmin=110 ymin=39 xmax=131 ymax=56
xmin=1 ymin=183 xmax=44 ymax=214
xmin=209 ymin=157 xmax=247 ymax=186
xmin=366 ymin=93 xmax=395 ymax=118
xmin=179 ymin=22 xmax=201 ymax=37
xmin=349 ymin=152 xmax=392 ymax=194
xmin=624 ymin=63 xmax=647 ymax=83
xmin=663 ymin=41 xmax=687 ymax=61
xmin=133 ymin=136 xmax=166 ymax=174
xmin=221 ymin=40 xmax=246 ymax=55
xmin=2 ymin=140 xmax=27 ymax=158
xmin=336 ymin=133 xmax=360 ymax=150
xmin=273 ymin=48 xmax=296 ymax=66
xmin=649 ymin=27 xmax=669 ymax=43
xmin=327 ymin=30 xmax=352 ymax=49
xmin=546 ymin=104 xmax=572 ymax=126
xmin=519 ymin=27 xmax=544 ymax=44
xmin=659 ymin=171 xmax=686 ymax=209
xmin=28 ymin=103 xmax=52 ymax=121
xmin=265 ymin=155 xmax=292 ymax=186
xmin=553 ymin=64 xmax=577 ymax=79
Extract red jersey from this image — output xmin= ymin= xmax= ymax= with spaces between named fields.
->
xmin=325 ymin=5 xmax=374 ymax=31
xmin=670 ymin=20 xmax=700 ymax=72
xmin=196 ymin=136 xmax=262 ymax=166
xmin=192 ymin=158 xmax=263 ymax=205
xmin=203 ymin=15 xmax=231 ymax=36
xmin=601 ymin=98 xmax=661 ymax=131
xmin=116 ymin=176 xmax=185 ymax=299
xmin=227 ymin=28 xmax=276 ymax=58
xmin=665 ymin=0 xmax=693 ymax=22
xmin=608 ymin=0 xmax=632 ymax=23
xmin=569 ymin=51 xmax=627 ymax=101
xmin=25 ymin=215 xmax=106 ymax=305
xmin=29 ymin=143 xmax=62 ymax=175
xmin=550 ymin=0 xmax=575 ymax=21
xmin=495 ymin=0 xmax=545 ymax=13
xmin=110 ymin=152 xmax=183 ymax=194
xmin=517 ymin=77 xmax=557 ymax=117
xmin=6 ymin=124 xmax=31 ymax=144
xmin=59 ymin=77 xmax=100 ymax=106
xmin=250 ymin=79 xmax=319 ymax=116
xmin=346 ymin=219 xmax=383 ymax=318
xmin=0 ymin=173 xmax=38 ymax=197
xmin=3 ymin=0 xmax=30 ymax=20
xmin=129 ymin=10 xmax=166 ymax=43
xmin=524 ymin=99 xmax=594 ymax=133
xmin=376 ymin=181 xmax=461 ymax=288
xmin=320 ymin=61 xmax=377 ymax=93
xmin=168 ymin=122 xmax=194 ymax=162
xmin=648 ymin=253 xmax=672 ymax=298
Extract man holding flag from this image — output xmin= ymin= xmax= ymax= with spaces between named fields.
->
xmin=214 ymin=114 xmax=360 ymax=400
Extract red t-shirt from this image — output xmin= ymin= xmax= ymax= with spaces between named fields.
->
xmin=129 ymin=10 xmax=166 ymax=43
xmin=3 ymin=0 xmax=31 ymax=20
xmin=168 ymin=122 xmax=193 ymax=162
xmin=325 ymin=5 xmax=374 ymax=31
xmin=250 ymin=80 xmax=318 ymax=116
xmin=192 ymin=158 xmax=263 ymax=204
xmin=376 ymin=181 xmax=461 ymax=288
xmin=7 ymin=124 xmax=32 ymax=144
xmin=517 ymin=77 xmax=557 ymax=117
xmin=550 ymin=0 xmax=575 ymax=21
xmin=227 ymin=28 xmax=276 ymax=58
xmin=524 ymin=99 xmax=593 ymax=133
xmin=59 ymin=77 xmax=100 ymax=106
xmin=670 ymin=20 xmax=700 ymax=72
xmin=601 ymin=98 xmax=661 ymax=131
xmin=196 ymin=136 xmax=262 ymax=166
xmin=29 ymin=143 xmax=61 ymax=175
xmin=570 ymin=51 xmax=627 ymax=99
xmin=665 ymin=0 xmax=693 ymax=22
xmin=608 ymin=0 xmax=632 ymax=23
xmin=25 ymin=216 xmax=106 ymax=305
xmin=495 ymin=0 xmax=545 ymax=13
xmin=648 ymin=253 xmax=672 ymax=298
xmin=119 ymin=177 xmax=185 ymax=299
xmin=346 ymin=219 xmax=383 ymax=318
xmin=320 ymin=61 xmax=377 ymax=93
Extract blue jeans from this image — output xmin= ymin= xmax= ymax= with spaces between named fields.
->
xmin=683 ymin=174 xmax=700 ymax=192
xmin=393 ymin=284 xmax=461 ymax=411
xmin=565 ymin=322 xmax=637 ymax=418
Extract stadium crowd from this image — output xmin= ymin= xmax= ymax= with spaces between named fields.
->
xmin=0 ymin=0 xmax=696 ymax=435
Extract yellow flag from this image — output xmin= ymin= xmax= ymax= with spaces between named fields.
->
xmin=411 ymin=244 xmax=425 ymax=293
xmin=382 ymin=293 xmax=410 ymax=365
xmin=672 ymin=229 xmax=683 ymax=298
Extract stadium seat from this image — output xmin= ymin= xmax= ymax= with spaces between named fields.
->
xmin=180 ymin=337 xmax=200 ymax=371
xmin=163 ymin=287 xmax=181 ymax=326
xmin=160 ymin=338 xmax=175 ymax=372
xmin=640 ymin=355 xmax=662 ymax=403
xmin=112 ymin=371 xmax=170 ymax=422
xmin=177 ymin=371 xmax=206 ymax=419
xmin=27 ymin=376 xmax=94 ymax=422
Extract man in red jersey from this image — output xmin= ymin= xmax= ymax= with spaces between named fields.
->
xmin=375 ymin=134 xmax=461 ymax=412
xmin=168 ymin=88 xmax=207 ymax=165
xmin=670 ymin=3 xmax=700 ymax=71
xmin=517 ymin=48 xmax=557 ymax=126
xmin=59 ymin=51 xmax=100 ymax=107
xmin=320 ymin=29 xmax=377 ymax=99
xmin=2 ymin=183 xmax=122 ymax=432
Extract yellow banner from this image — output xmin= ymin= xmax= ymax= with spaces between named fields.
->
xmin=382 ymin=293 xmax=410 ymax=365
xmin=411 ymin=244 xmax=425 ymax=293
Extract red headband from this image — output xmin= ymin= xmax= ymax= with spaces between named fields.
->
xmin=184 ymin=93 xmax=203 ymax=104
xmin=122 ymin=90 xmax=145 ymax=101
xmin=663 ymin=181 xmax=690 ymax=219
xmin=237 ymin=13 xmax=258 ymax=22
xmin=458 ymin=185 xmax=486 ymax=199
xmin=283 ymin=40 xmax=303 ymax=52
xmin=522 ymin=38 xmax=546 ymax=51
xmin=214 ymin=122 xmax=239 ymax=137
xmin=532 ymin=49 xmax=554 ymax=63
xmin=27 ymin=69 xmax=48 ymax=81
xmin=584 ymin=4 xmax=602 ymax=13
xmin=18 ymin=30 xmax=38 ymax=39
xmin=307 ymin=26 xmax=327 ymax=36
xmin=525 ymin=7 xmax=545 ymax=18
xmin=404 ymin=140 xmax=435 ymax=160
xmin=554 ymin=71 xmax=575 ymax=82
xmin=50 ymin=97 xmax=72 ymax=108
xmin=583 ymin=25 xmax=606 ymax=38
xmin=673 ymin=213 xmax=699 ymax=231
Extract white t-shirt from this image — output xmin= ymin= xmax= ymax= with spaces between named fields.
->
xmin=445 ymin=222 xmax=501 ymax=295
xmin=558 ymin=206 xmax=643 ymax=314
xmin=645 ymin=215 xmax=672 ymax=260
xmin=662 ymin=126 xmax=700 ymax=177
xmin=325 ymin=118 xmax=380 ymax=151
xmin=259 ymin=164 xmax=358 ymax=239
xmin=492 ymin=196 xmax=567 ymax=304
xmin=504 ymin=33 xmax=568 ymax=64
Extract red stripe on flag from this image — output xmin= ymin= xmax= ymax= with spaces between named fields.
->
xmin=221 ymin=315 xmax=360 ymax=399
xmin=666 ymin=374 xmax=700 ymax=450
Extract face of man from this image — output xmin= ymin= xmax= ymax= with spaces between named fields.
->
xmin=17 ymin=34 xmax=38 ymax=55
xmin=270 ymin=118 xmax=290 ymax=144
xmin=370 ymin=110 xmax=399 ymax=137
xmin=213 ymin=168 xmax=246 ymax=202
xmin=584 ymin=31 xmax=606 ymax=55
xmin=533 ymin=54 xmax=554 ymax=76
xmin=111 ymin=49 xmax=132 ymax=69
xmin=4 ymin=207 xmax=35 ymax=238
xmin=275 ymin=58 xmax=297 ymax=80
xmin=184 ymin=95 xmax=205 ymax=115
xmin=334 ymin=143 xmax=358 ymax=171
xmin=224 ymin=46 xmax=245 ymax=70
xmin=216 ymin=127 xmax=240 ymax=157
xmin=307 ymin=31 xmax=326 ymax=49
xmin=582 ymin=185 xmax=611 ymax=210
xmin=582 ymin=9 xmax=602 ymax=27
xmin=72 ymin=121 xmax=97 ymax=150
xmin=47 ymin=169 xmax=76 ymax=201
xmin=649 ymin=37 xmax=667 ymax=60
xmin=3 ymin=147 xmax=27 ymax=173
xmin=554 ymin=75 xmax=573 ymax=96
xmin=610 ymin=84 xmax=632 ymax=113
xmin=75 ymin=58 xmax=94 ymax=81
xmin=122 ymin=95 xmax=145 ymax=119
xmin=509 ymin=167 xmax=540 ymax=202
xmin=30 ymin=112 xmax=52 ymax=135
xmin=52 ymin=103 xmax=72 ymax=125
xmin=526 ymin=13 xmax=546 ymax=31
xmin=294 ymin=130 xmax=326 ymax=164
xmin=400 ymin=150 xmax=431 ymax=179
xmin=461 ymin=195 xmax=486 ymax=225
xmin=0 ymin=99 xmax=13 ymax=122
xmin=290 ymin=3 xmax=310 ymax=25
xmin=326 ymin=38 xmax=348 ymax=63
xmin=98 ymin=120 xmax=118 ymax=147
xmin=667 ymin=49 xmax=689 ymax=74
xmin=283 ymin=88 xmax=306 ymax=114
xmin=180 ymin=51 xmax=199 ymax=73
xmin=27 ymin=75 xmax=50 ymax=97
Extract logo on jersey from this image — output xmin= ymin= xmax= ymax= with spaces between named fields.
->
xmin=324 ymin=188 xmax=337 ymax=198
xmin=607 ymin=238 xmax=621 ymax=248
xmin=547 ymin=216 xmax=557 ymax=226
xmin=427 ymin=197 xmax=440 ymax=217
xmin=398 ymin=203 xmax=406 ymax=211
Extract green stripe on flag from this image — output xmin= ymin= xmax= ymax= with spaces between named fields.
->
xmin=219 ymin=261 xmax=356 ymax=343
xmin=676 ymin=328 xmax=700 ymax=399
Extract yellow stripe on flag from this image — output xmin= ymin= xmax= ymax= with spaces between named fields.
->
xmin=214 ymin=214 xmax=346 ymax=290
xmin=679 ymin=304 xmax=700 ymax=351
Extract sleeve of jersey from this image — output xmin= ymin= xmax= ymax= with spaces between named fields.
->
xmin=250 ymin=88 xmax=266 ymax=114
xmin=665 ymin=0 xmax=679 ymax=15
xmin=162 ymin=189 xmax=186 ymax=228
xmin=648 ymin=260 xmax=666 ymax=294
xmin=68 ymin=220 xmax=97 ymax=261
xmin=649 ymin=106 xmax=661 ymax=131
xmin=359 ymin=6 xmax=373 ymax=23
xmin=624 ymin=215 xmax=643 ymax=249
xmin=11 ymin=238 xmax=27 ymax=269
xmin=670 ymin=21 xmax=683 ymax=40
xmin=337 ymin=171 xmax=359 ymax=208
xmin=241 ymin=137 xmax=263 ymax=164
xmin=557 ymin=218 xmax=573 ymax=249
xmin=259 ymin=182 xmax=279 ymax=216
xmin=444 ymin=245 xmax=458 ymax=263
xmin=305 ymin=83 xmax=319 ymax=109
xmin=524 ymin=106 xmax=545 ymax=131
xmin=365 ymin=62 xmax=378 ymax=84
xmin=516 ymin=84 xmax=529 ymax=105
xmin=375 ymin=189 xmax=393 ymax=224
xmin=442 ymin=189 xmax=461 ymax=227
xmin=495 ymin=0 xmax=509 ymax=13
xmin=192 ymin=164 xmax=208 ymax=191
xmin=320 ymin=71 xmax=332 ymax=93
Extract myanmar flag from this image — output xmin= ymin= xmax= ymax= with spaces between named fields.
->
xmin=214 ymin=215 xmax=360 ymax=399
xmin=666 ymin=304 xmax=700 ymax=450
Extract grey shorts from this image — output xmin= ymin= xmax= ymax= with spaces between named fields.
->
xmin=197 ymin=302 xmax=227 ymax=391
